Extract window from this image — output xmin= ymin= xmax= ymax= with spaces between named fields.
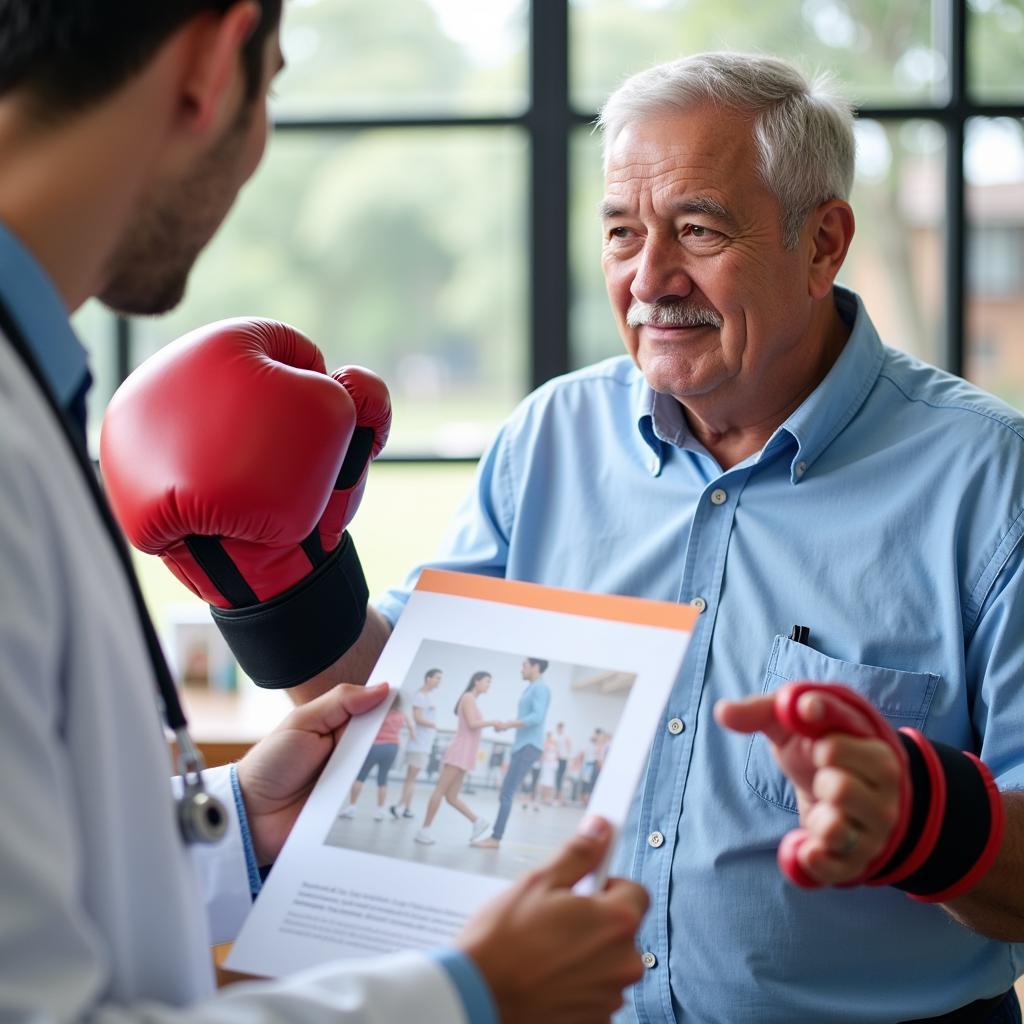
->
xmin=76 ymin=1 xmax=1024 ymax=629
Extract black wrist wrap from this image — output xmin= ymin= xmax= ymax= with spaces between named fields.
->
xmin=211 ymin=531 xmax=369 ymax=689
xmin=869 ymin=729 xmax=1004 ymax=903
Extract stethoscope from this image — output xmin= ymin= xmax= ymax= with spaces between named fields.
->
xmin=0 ymin=299 xmax=227 ymax=846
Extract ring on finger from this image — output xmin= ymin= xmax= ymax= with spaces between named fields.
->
xmin=833 ymin=823 xmax=861 ymax=858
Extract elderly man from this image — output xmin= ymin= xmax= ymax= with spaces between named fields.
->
xmin=286 ymin=52 xmax=1024 ymax=1022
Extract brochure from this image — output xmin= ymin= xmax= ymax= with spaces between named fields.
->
xmin=226 ymin=569 xmax=695 ymax=977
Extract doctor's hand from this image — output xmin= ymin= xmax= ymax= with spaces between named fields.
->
xmin=237 ymin=682 xmax=389 ymax=865
xmin=714 ymin=688 xmax=903 ymax=886
xmin=457 ymin=816 xmax=648 ymax=1024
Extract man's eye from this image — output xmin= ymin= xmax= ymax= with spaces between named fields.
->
xmin=688 ymin=224 xmax=713 ymax=238
xmin=608 ymin=226 xmax=631 ymax=239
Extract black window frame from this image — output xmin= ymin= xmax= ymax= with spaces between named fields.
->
xmin=107 ymin=0 xmax=1024 ymax=461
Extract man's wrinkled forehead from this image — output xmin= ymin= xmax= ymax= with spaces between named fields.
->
xmin=601 ymin=112 xmax=762 ymax=213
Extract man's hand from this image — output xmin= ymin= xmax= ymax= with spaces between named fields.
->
xmin=715 ymin=689 xmax=903 ymax=885
xmin=457 ymin=817 xmax=648 ymax=1024
xmin=236 ymin=683 xmax=389 ymax=865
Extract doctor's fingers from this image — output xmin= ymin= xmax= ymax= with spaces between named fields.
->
xmin=286 ymin=681 xmax=389 ymax=736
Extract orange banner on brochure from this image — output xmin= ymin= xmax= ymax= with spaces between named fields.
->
xmin=415 ymin=569 xmax=697 ymax=632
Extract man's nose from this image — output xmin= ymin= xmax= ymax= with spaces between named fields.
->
xmin=630 ymin=237 xmax=693 ymax=305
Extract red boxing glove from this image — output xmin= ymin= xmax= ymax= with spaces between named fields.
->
xmin=100 ymin=318 xmax=390 ymax=688
xmin=774 ymin=682 xmax=1004 ymax=902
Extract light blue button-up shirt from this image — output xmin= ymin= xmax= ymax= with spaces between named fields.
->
xmin=377 ymin=287 xmax=1024 ymax=1022
xmin=513 ymin=679 xmax=551 ymax=752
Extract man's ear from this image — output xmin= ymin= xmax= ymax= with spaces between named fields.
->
xmin=174 ymin=1 xmax=262 ymax=135
xmin=806 ymin=199 xmax=855 ymax=300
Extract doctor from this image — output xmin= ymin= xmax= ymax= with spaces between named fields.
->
xmin=0 ymin=2 xmax=647 ymax=1022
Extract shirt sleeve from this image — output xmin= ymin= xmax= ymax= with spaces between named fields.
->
xmin=430 ymin=948 xmax=499 ymax=1024
xmin=964 ymin=519 xmax=1024 ymax=791
xmin=173 ymin=764 xmax=258 ymax=945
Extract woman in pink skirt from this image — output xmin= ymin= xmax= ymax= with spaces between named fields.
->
xmin=415 ymin=671 xmax=504 ymax=845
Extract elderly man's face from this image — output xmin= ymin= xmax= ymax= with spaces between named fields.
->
xmin=600 ymin=104 xmax=813 ymax=406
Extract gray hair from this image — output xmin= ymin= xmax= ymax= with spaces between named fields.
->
xmin=597 ymin=52 xmax=855 ymax=249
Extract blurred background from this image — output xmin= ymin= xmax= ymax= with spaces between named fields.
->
xmin=78 ymin=0 xmax=1024 ymax=645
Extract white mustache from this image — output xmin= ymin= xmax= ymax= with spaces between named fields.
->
xmin=626 ymin=300 xmax=723 ymax=329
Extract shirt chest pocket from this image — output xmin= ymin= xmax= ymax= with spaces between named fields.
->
xmin=744 ymin=636 xmax=940 ymax=814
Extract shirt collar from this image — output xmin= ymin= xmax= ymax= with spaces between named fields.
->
xmin=0 ymin=220 xmax=89 ymax=409
xmin=635 ymin=287 xmax=885 ymax=483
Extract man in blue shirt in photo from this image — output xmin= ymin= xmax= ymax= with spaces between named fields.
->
xmin=473 ymin=657 xmax=551 ymax=849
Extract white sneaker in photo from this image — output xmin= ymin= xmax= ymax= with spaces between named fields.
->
xmin=373 ymin=808 xmax=386 ymax=821
xmin=470 ymin=817 xmax=491 ymax=841
xmin=414 ymin=829 xmax=436 ymax=845
xmin=338 ymin=804 xmax=356 ymax=819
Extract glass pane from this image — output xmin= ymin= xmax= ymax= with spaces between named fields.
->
xmin=969 ymin=0 xmax=1024 ymax=102
xmin=570 ymin=0 xmax=944 ymax=113
xmin=965 ymin=118 xmax=1024 ymax=407
xmin=569 ymin=129 xmax=615 ymax=370
xmin=274 ymin=0 xmax=528 ymax=117
xmin=840 ymin=119 xmax=944 ymax=365
xmin=130 ymin=129 xmax=527 ymax=457
xmin=569 ymin=118 xmax=944 ymax=371
xmin=72 ymin=300 xmax=118 ymax=456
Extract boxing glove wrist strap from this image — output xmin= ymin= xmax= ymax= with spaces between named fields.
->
xmin=211 ymin=531 xmax=368 ymax=688
xmin=868 ymin=729 xmax=1004 ymax=903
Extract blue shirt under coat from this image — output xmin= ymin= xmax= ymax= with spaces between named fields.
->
xmin=377 ymin=287 xmax=1024 ymax=1023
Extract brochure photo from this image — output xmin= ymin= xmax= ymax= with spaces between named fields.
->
xmin=227 ymin=570 xmax=695 ymax=978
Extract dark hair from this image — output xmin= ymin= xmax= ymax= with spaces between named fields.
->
xmin=455 ymin=671 xmax=491 ymax=715
xmin=526 ymin=657 xmax=549 ymax=675
xmin=424 ymin=668 xmax=442 ymax=683
xmin=0 ymin=0 xmax=282 ymax=116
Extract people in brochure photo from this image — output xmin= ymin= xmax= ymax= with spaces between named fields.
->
xmin=391 ymin=668 xmax=442 ymax=819
xmin=471 ymin=657 xmax=551 ymax=850
xmin=339 ymin=695 xmax=412 ymax=821
xmin=324 ymin=641 xmax=633 ymax=883
xmin=416 ymin=671 xmax=503 ymax=846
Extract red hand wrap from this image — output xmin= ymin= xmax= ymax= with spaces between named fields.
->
xmin=773 ymin=682 xmax=1004 ymax=902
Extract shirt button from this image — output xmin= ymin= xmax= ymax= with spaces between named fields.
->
xmin=647 ymin=831 xmax=665 ymax=848
xmin=642 ymin=952 xmax=658 ymax=969
xmin=710 ymin=488 xmax=728 ymax=505
xmin=667 ymin=717 xmax=685 ymax=735
xmin=690 ymin=596 xmax=707 ymax=613
xmin=795 ymin=461 xmax=807 ymax=478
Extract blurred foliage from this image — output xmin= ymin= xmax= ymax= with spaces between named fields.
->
xmin=70 ymin=0 xmax=1024 ymax=679
xmin=570 ymin=0 xmax=939 ymax=111
xmin=71 ymin=0 xmax=1024 ymax=453
xmin=969 ymin=0 xmax=1024 ymax=101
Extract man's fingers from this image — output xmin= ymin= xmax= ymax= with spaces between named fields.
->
xmin=791 ymin=689 xmax=877 ymax=740
xmin=288 ymin=681 xmax=389 ymax=735
xmin=713 ymin=695 xmax=792 ymax=746
xmin=812 ymin=735 xmax=903 ymax=791
xmin=532 ymin=816 xmax=613 ymax=890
